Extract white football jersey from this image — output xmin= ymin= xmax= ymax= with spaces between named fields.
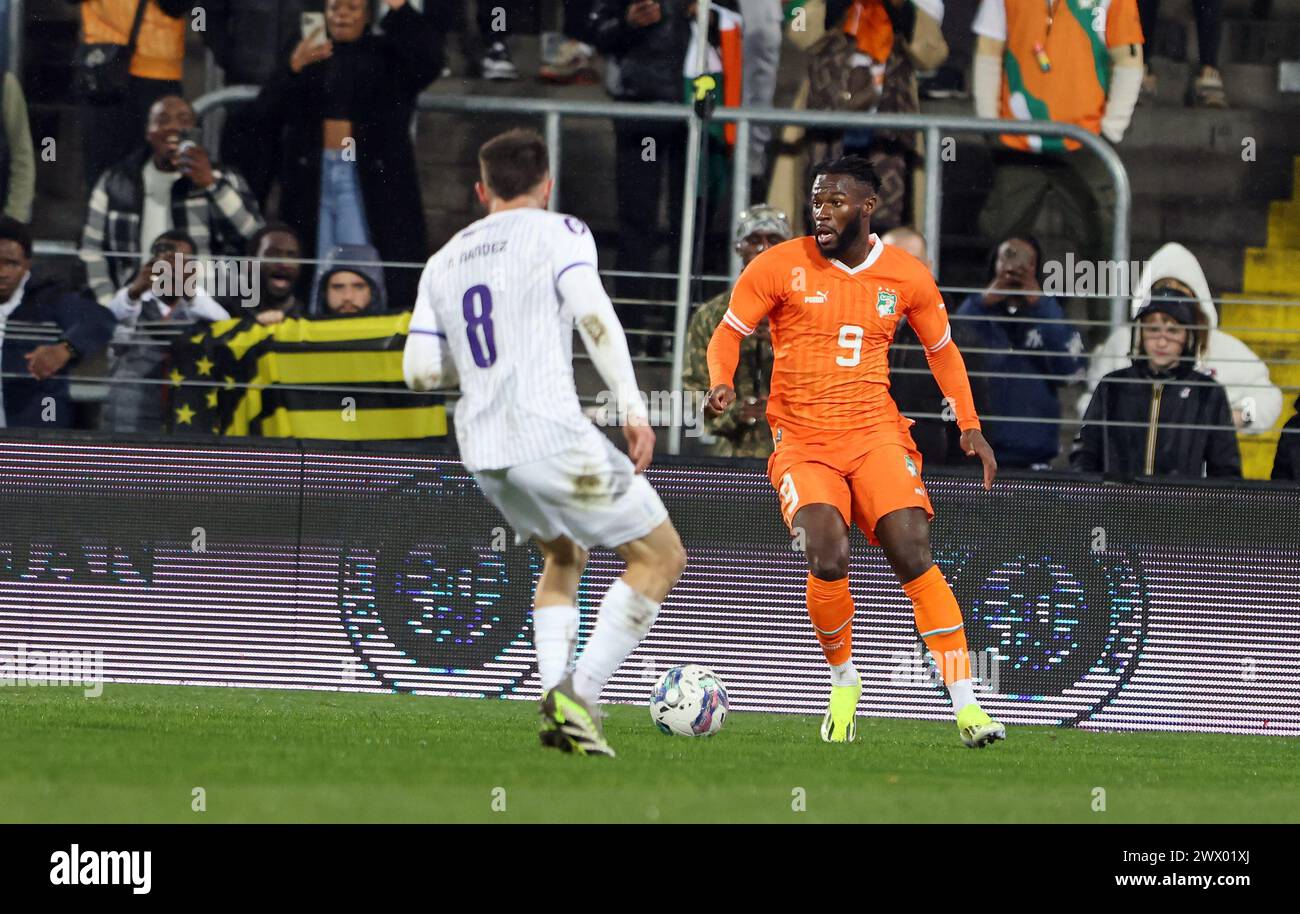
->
xmin=410 ymin=208 xmax=608 ymax=471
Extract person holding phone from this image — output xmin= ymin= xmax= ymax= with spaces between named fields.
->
xmin=80 ymin=95 xmax=264 ymax=307
xmin=255 ymin=0 xmax=444 ymax=311
xmin=953 ymin=235 xmax=1087 ymax=469
xmin=102 ymin=229 xmax=233 ymax=433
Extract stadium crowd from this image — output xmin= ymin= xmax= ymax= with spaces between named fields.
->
xmin=0 ymin=0 xmax=1295 ymax=481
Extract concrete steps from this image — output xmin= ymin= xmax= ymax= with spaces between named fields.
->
xmin=1222 ymin=150 xmax=1300 ymax=479
xmin=1222 ymin=16 xmax=1300 ymax=63
xmin=1131 ymin=196 xmax=1269 ymax=247
xmin=1144 ymin=58 xmax=1297 ymax=110
xmin=1243 ymin=247 xmax=1300 ymax=295
xmin=1220 ymin=293 xmax=1300 ymax=479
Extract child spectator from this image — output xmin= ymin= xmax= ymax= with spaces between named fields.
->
xmin=1072 ymin=293 xmax=1240 ymax=477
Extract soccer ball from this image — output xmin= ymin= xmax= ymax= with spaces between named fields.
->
xmin=650 ymin=664 xmax=729 ymax=737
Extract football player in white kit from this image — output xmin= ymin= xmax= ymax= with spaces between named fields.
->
xmin=403 ymin=128 xmax=686 ymax=757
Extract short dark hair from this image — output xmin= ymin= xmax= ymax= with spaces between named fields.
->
xmin=248 ymin=222 xmax=301 ymax=256
xmin=0 ymin=216 xmax=33 ymax=259
xmin=811 ymin=155 xmax=881 ymax=195
xmin=150 ymin=229 xmax=198 ymax=253
xmin=478 ymin=128 xmax=550 ymax=200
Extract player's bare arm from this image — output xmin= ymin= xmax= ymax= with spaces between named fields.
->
xmin=623 ymin=415 xmax=655 ymax=473
xmin=960 ymin=427 xmax=998 ymax=490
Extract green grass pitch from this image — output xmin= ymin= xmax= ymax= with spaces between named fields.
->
xmin=3 ymin=683 xmax=1297 ymax=823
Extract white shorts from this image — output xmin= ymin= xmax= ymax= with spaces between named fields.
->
xmin=473 ymin=434 xmax=669 ymax=551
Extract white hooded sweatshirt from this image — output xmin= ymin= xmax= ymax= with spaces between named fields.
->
xmin=1076 ymin=243 xmax=1283 ymax=433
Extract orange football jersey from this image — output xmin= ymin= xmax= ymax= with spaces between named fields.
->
xmin=708 ymin=235 xmax=979 ymax=438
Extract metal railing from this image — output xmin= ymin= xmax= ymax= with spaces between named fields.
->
xmin=5 ymin=0 xmax=23 ymax=77
xmin=192 ymin=87 xmax=1132 ymax=453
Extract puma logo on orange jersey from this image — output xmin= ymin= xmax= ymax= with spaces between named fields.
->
xmin=803 ymin=290 xmax=829 ymax=304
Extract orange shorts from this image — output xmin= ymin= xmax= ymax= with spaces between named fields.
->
xmin=767 ymin=418 xmax=934 ymax=546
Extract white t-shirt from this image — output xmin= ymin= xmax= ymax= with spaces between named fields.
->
xmin=140 ymin=161 xmax=181 ymax=252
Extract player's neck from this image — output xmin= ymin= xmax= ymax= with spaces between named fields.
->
xmin=832 ymin=232 xmax=876 ymax=270
xmin=488 ymin=195 xmax=546 ymax=214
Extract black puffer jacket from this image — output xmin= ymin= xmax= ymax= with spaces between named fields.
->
xmin=588 ymin=0 xmax=692 ymax=101
xmin=1071 ymin=360 xmax=1241 ymax=478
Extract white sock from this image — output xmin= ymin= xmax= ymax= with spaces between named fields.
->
xmin=573 ymin=580 xmax=660 ymax=706
xmin=533 ymin=604 xmax=579 ymax=692
xmin=831 ymin=660 xmax=859 ymax=688
xmin=948 ymin=678 xmax=976 ymax=716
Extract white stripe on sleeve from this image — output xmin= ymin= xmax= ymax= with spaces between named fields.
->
xmin=926 ymin=324 xmax=952 ymax=353
xmin=722 ymin=309 xmax=754 ymax=336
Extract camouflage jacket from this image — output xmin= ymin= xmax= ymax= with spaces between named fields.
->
xmin=682 ymin=290 xmax=775 ymax=458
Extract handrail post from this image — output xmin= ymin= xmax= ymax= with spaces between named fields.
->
xmin=545 ymin=110 xmax=562 ymax=213
xmin=669 ymin=113 xmax=704 ymax=456
xmin=924 ymin=125 xmax=942 ymax=280
xmin=729 ymin=117 xmax=751 ymax=280
xmin=6 ymin=0 xmax=24 ymax=76
xmin=1098 ymin=138 xmax=1132 ymax=327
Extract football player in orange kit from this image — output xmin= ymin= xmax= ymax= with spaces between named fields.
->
xmin=705 ymin=156 xmax=1005 ymax=748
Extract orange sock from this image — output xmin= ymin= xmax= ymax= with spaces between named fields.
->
xmin=902 ymin=565 xmax=971 ymax=684
xmin=806 ymin=574 xmax=855 ymax=666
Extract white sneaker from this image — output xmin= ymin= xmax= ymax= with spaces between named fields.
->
xmin=480 ymin=41 xmax=518 ymax=81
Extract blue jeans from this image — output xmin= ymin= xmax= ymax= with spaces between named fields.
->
xmin=316 ymin=150 xmax=372 ymax=264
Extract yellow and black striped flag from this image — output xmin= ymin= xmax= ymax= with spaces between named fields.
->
xmin=169 ymin=313 xmax=448 ymax=439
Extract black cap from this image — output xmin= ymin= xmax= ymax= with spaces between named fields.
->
xmin=1135 ymin=289 xmax=1198 ymax=328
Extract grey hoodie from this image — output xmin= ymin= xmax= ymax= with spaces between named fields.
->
xmin=311 ymin=244 xmax=388 ymax=318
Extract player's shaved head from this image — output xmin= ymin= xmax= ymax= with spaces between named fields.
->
xmin=478 ymin=128 xmax=550 ymax=202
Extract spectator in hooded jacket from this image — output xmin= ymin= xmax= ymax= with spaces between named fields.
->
xmin=1078 ymin=242 xmax=1283 ymax=434
xmin=1072 ymin=293 xmax=1240 ymax=477
xmin=954 ymin=234 xmax=1085 ymax=468
xmin=312 ymin=243 xmax=386 ymax=318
